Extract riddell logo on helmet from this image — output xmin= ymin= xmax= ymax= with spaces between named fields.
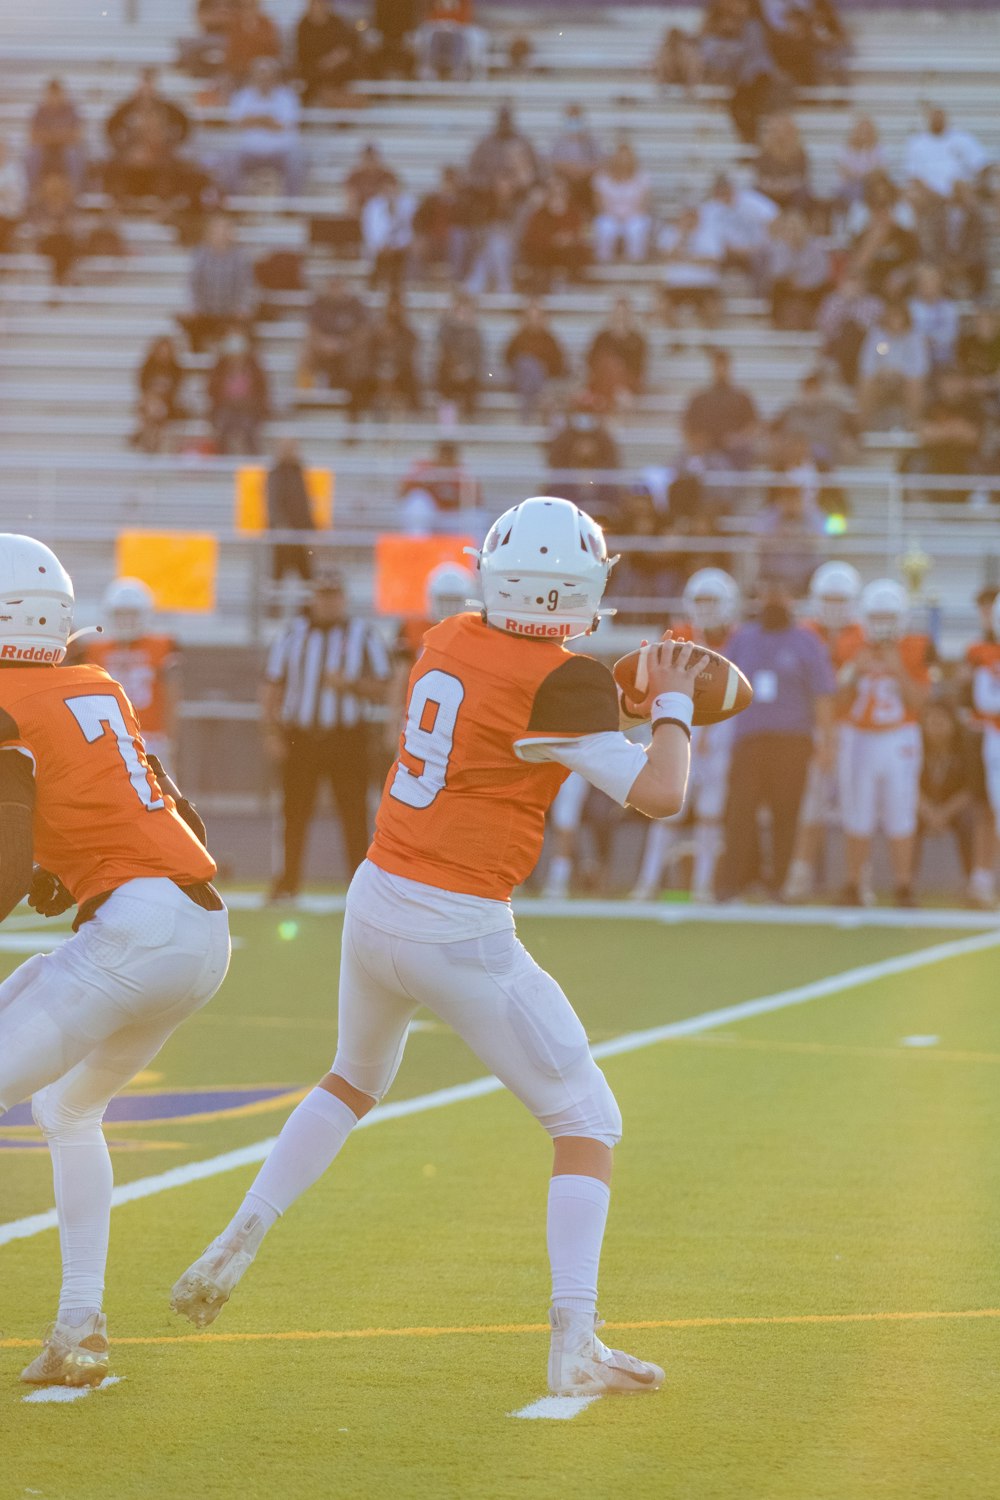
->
xmin=505 ymin=618 xmax=571 ymax=638
xmin=0 ymin=644 xmax=60 ymax=662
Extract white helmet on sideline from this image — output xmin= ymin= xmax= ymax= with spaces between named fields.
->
xmin=682 ymin=568 xmax=740 ymax=633
xmin=809 ymin=560 xmax=861 ymax=630
xmin=861 ymin=578 xmax=908 ymax=643
xmin=471 ymin=497 xmax=615 ymax=640
xmin=426 ymin=563 xmax=477 ymax=623
xmin=0 ymin=534 xmax=74 ymax=664
xmin=102 ymin=577 xmax=154 ymax=642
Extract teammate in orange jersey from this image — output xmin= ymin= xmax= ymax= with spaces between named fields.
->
xmin=173 ymin=498 xmax=703 ymax=1397
xmin=962 ymin=590 xmax=1000 ymax=907
xmin=0 ymin=535 xmax=230 ymax=1387
xmin=836 ymin=578 xmax=934 ymax=907
xmin=784 ymin=561 xmax=866 ymax=902
xmin=82 ymin=577 xmax=179 ymax=768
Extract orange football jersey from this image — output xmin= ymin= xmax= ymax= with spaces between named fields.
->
xmin=0 ymin=664 xmax=215 ymax=904
xmin=370 ymin=613 xmax=620 ymax=900
xmin=803 ymin=618 xmax=866 ymax=671
xmin=82 ymin=635 xmax=177 ymax=736
xmin=844 ymin=634 xmax=932 ymax=731
xmin=966 ymin=641 xmax=1000 ymax=730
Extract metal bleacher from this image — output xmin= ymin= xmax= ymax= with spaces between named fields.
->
xmin=1 ymin=1 xmax=999 ymax=644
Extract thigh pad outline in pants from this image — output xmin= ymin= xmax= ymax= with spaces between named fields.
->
xmin=395 ymin=928 xmax=622 ymax=1146
xmin=332 ymin=912 xmax=419 ymax=1101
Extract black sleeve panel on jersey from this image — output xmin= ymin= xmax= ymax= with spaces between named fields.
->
xmin=0 ymin=750 xmax=35 ymax=923
xmin=0 ymin=707 xmax=20 ymax=745
xmin=527 ymin=655 xmax=620 ymax=736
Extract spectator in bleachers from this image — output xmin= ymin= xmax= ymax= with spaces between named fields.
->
xmin=856 ymin=300 xmax=929 ymax=430
xmin=549 ymin=102 xmax=603 ymax=215
xmin=398 ymin=439 xmax=480 ymax=532
xmin=434 ymin=290 xmax=484 ymax=421
xmin=504 ymin=300 xmax=567 ymax=421
xmin=757 ymin=450 xmax=827 ymax=594
xmin=655 ymin=204 xmax=723 ymax=327
xmin=907 ymin=367 xmax=985 ymax=488
xmin=417 ymin=0 xmax=486 ymax=81
xmin=908 ymin=264 xmax=960 ymax=371
xmin=467 ymin=106 xmax=538 ymax=202
xmin=294 ymin=0 xmax=359 ymax=105
xmin=179 ymin=0 xmax=238 ymax=77
xmin=683 ymin=349 xmax=759 ymax=469
xmin=344 ymin=142 xmax=398 ymax=216
xmin=606 ymin=488 xmax=686 ymax=626
xmin=227 ymin=59 xmax=307 ymax=197
xmin=131 ymin=335 xmax=187 ymax=453
xmin=849 ymin=188 xmax=920 ymax=297
xmin=916 ymin=699 xmax=977 ymax=889
xmin=592 ymin=141 xmax=652 ymax=265
xmin=904 ymin=106 xmax=989 ymax=202
xmin=362 ymin=177 xmax=417 ymax=291
xmin=207 ymin=334 xmax=270 ymax=453
xmin=267 ymin=437 xmax=316 ymax=581
xmin=104 ymin=70 xmax=192 ymax=195
xmin=585 ymin=297 xmax=648 ymax=412
xmin=413 ymin=165 xmax=473 ymax=280
xmin=354 ymin=290 xmax=422 ymax=417
xmin=465 ymin=172 xmax=520 ymax=295
xmin=519 ymin=176 xmax=589 ymax=292
xmin=833 ymin=115 xmax=886 ymax=213
xmin=817 ymin=272 xmax=883 ymax=386
xmin=773 ymin=368 xmax=859 ymax=469
xmin=224 ymin=0 xmax=282 ymax=88
xmin=26 ymin=78 xmax=86 ymax=198
xmin=922 ymin=179 xmax=990 ymax=300
xmin=699 ymin=0 xmax=785 ymax=144
xmin=29 ymin=170 xmax=81 ymax=286
xmin=698 ymin=172 xmax=778 ymax=275
xmin=182 ymin=213 xmax=256 ymax=352
xmin=767 ymin=0 xmax=850 ymax=87
xmin=653 ymin=26 xmax=704 ymax=91
xmin=0 ymin=140 xmax=26 ymax=254
xmin=370 ymin=0 xmax=421 ymax=79
xmin=956 ymin=305 xmax=1000 ymax=420
xmin=547 ymin=397 xmax=621 ymax=523
xmin=754 ymin=113 xmax=812 ymax=214
xmin=757 ymin=208 xmax=830 ymax=330
xmin=297 ymin=273 xmax=369 ymax=394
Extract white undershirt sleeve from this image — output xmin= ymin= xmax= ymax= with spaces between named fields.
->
xmin=513 ymin=731 xmax=648 ymax=807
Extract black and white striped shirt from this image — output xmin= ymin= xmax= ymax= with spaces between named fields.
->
xmin=266 ymin=615 xmax=390 ymax=731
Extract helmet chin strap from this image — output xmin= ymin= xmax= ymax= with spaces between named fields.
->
xmin=66 ymin=624 xmax=104 ymax=646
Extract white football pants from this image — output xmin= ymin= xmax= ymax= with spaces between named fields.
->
xmin=333 ymin=911 xmax=622 ymax=1147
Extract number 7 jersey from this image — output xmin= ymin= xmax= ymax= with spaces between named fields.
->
xmin=0 ymin=664 xmax=215 ymax=903
xmin=370 ymin=613 xmax=620 ymax=900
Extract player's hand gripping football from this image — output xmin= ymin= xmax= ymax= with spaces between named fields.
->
xmin=27 ymin=866 xmax=75 ymax=919
xmin=631 ymin=632 xmax=707 ymax=717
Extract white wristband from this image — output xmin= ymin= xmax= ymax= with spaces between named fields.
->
xmin=651 ymin=692 xmax=694 ymax=729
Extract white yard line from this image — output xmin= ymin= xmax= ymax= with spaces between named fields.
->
xmin=511 ymin=1395 xmax=599 ymax=1421
xmin=21 ymin=1376 xmax=123 ymax=1405
xmin=4 ymin=927 xmax=998 ymax=1252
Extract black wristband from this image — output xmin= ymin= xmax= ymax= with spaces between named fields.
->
xmin=651 ymin=716 xmax=692 ymax=740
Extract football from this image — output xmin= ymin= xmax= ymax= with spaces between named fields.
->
xmin=613 ymin=638 xmax=754 ymax=727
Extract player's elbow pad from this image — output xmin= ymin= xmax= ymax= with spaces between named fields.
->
xmin=0 ymin=805 xmax=34 ymax=922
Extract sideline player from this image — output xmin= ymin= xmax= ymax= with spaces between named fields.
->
xmin=0 ymin=535 xmax=230 ymax=1386
xmin=81 ymin=577 xmax=179 ymax=768
xmin=172 ymin=497 xmax=703 ymax=1396
xmin=784 ymin=561 xmax=865 ymax=902
xmin=837 ymin=578 xmax=933 ymax=906
xmin=963 ymin=591 xmax=1000 ymax=907
xmin=631 ymin=568 xmax=740 ymax=901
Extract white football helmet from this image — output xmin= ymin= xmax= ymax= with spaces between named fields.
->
xmin=809 ymin=561 xmax=861 ymax=630
xmin=682 ymin=568 xmax=740 ymax=633
xmin=426 ymin=563 xmax=477 ymax=623
xmin=103 ymin=577 xmax=154 ymax=642
xmin=861 ymin=578 xmax=908 ymax=643
xmin=470 ymin=497 xmax=616 ymax=640
xmin=0 ymin=534 xmax=74 ymax=664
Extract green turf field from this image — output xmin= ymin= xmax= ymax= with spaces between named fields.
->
xmin=3 ymin=902 xmax=1000 ymax=1500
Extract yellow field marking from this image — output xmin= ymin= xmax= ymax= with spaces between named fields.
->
xmin=668 ymin=1035 xmax=1000 ymax=1066
xmin=4 ymin=1308 xmax=1000 ymax=1351
xmin=0 ymin=1087 xmax=308 ymax=1135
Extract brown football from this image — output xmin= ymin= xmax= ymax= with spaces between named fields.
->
xmin=613 ymin=639 xmax=753 ymax=728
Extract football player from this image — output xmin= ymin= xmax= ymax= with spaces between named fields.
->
xmin=82 ymin=578 xmax=179 ymax=769
xmin=0 ymin=535 xmax=230 ymax=1387
xmin=784 ymin=561 xmax=864 ymax=902
xmin=632 ymin=568 xmax=740 ymax=902
xmin=172 ymin=497 xmax=704 ymax=1396
xmin=837 ymin=578 xmax=933 ymax=907
xmin=962 ymin=590 xmax=1000 ymax=908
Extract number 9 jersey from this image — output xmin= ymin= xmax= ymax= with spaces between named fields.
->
xmin=0 ymin=664 xmax=215 ymax=904
xmin=370 ymin=613 xmax=621 ymax=901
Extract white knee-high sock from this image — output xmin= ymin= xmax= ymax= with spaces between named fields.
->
xmin=215 ymin=1088 xmax=359 ymax=1250
xmin=46 ymin=1124 xmax=113 ymax=1323
xmin=547 ymin=1173 xmax=611 ymax=1316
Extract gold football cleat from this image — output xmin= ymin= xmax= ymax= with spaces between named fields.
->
xmin=20 ymin=1315 xmax=110 ymax=1387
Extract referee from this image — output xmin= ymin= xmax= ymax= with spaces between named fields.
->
xmin=263 ymin=568 xmax=390 ymax=899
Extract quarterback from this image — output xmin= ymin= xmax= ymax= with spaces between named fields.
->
xmin=173 ymin=497 xmax=703 ymax=1396
xmin=0 ymin=535 xmax=230 ymax=1386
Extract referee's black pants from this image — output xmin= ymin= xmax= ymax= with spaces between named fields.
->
xmin=714 ymin=733 xmax=814 ymax=901
xmin=276 ymin=726 xmax=372 ymax=893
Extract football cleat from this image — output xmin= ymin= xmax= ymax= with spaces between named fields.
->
xmin=20 ymin=1314 xmax=109 ymax=1387
xmin=547 ymin=1308 xmax=664 ymax=1396
xmin=170 ymin=1220 xmax=263 ymax=1328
